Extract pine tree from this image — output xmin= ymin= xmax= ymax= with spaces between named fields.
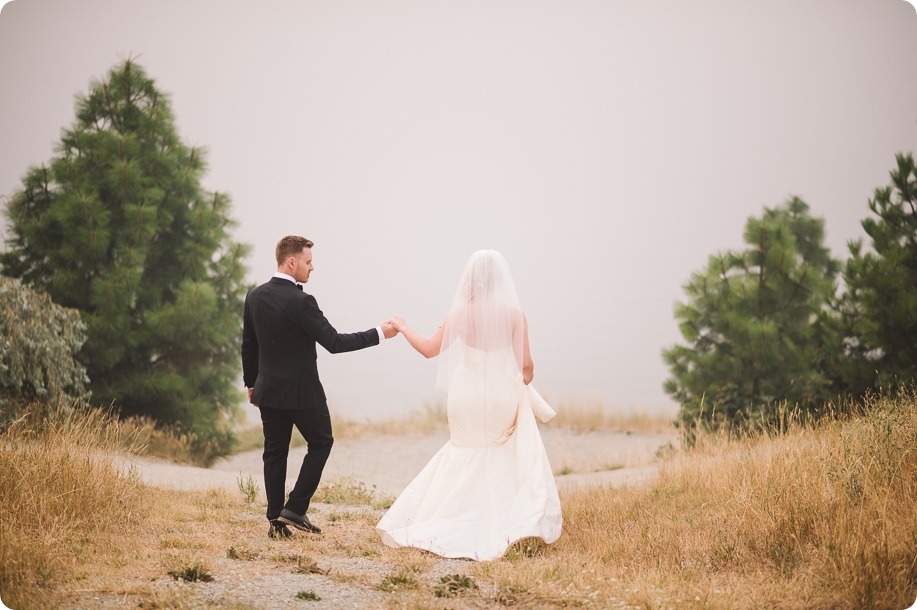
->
xmin=663 ymin=198 xmax=840 ymax=434
xmin=840 ymin=152 xmax=917 ymax=391
xmin=1 ymin=59 xmax=250 ymax=456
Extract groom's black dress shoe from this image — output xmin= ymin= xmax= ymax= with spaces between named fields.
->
xmin=269 ymin=520 xmax=294 ymax=539
xmin=278 ymin=508 xmax=321 ymax=533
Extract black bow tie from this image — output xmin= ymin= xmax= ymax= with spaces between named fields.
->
xmin=295 ymin=283 xmax=303 ymax=291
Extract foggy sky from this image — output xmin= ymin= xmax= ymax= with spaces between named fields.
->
xmin=1 ymin=0 xmax=916 ymax=422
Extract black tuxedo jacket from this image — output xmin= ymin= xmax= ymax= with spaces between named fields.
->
xmin=241 ymin=277 xmax=379 ymax=410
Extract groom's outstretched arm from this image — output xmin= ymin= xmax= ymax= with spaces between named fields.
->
xmin=298 ymin=294 xmax=380 ymax=354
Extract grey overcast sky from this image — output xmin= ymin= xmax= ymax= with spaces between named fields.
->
xmin=1 ymin=0 xmax=916 ymax=422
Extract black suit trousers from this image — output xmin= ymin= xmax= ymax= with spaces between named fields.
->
xmin=259 ymin=404 xmax=334 ymax=520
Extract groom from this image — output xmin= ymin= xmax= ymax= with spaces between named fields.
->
xmin=242 ymin=236 xmax=396 ymax=539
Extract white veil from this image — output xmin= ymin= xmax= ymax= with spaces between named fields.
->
xmin=435 ymin=250 xmax=525 ymax=390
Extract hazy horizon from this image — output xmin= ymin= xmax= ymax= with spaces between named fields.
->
xmin=2 ymin=0 xmax=916 ymax=422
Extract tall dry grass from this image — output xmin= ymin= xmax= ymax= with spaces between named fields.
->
xmin=0 ymin=407 xmax=263 ymax=609
xmin=110 ymin=415 xmax=204 ymax=464
xmin=0 ymin=408 xmax=150 ymax=609
xmin=230 ymin=401 xmax=674 ymax=456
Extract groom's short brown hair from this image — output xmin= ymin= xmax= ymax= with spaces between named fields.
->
xmin=276 ymin=236 xmax=314 ymax=265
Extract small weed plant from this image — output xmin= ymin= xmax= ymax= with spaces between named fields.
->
xmin=167 ymin=560 xmax=213 ymax=582
xmin=295 ymin=590 xmax=321 ymax=601
xmin=434 ymin=573 xmax=478 ymax=598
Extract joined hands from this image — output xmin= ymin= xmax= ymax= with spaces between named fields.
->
xmin=381 ymin=315 xmax=407 ymax=339
xmin=381 ymin=321 xmax=397 ymax=339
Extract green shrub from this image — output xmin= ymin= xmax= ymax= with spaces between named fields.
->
xmin=0 ymin=276 xmax=89 ymax=419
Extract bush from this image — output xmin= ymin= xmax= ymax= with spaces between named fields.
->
xmin=0 ymin=276 xmax=89 ymax=419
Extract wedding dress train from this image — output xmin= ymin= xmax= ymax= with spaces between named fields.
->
xmin=376 ymin=346 xmax=562 ymax=561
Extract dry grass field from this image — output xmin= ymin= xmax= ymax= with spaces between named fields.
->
xmin=226 ymin=401 xmax=677 ymax=457
xmin=1 ymin=392 xmax=914 ymax=609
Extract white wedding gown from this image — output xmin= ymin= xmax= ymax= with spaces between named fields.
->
xmin=376 ymin=345 xmax=562 ymax=561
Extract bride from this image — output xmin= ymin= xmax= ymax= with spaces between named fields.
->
xmin=376 ymin=250 xmax=562 ymax=561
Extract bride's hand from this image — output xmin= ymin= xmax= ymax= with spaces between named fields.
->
xmin=392 ymin=315 xmax=407 ymax=331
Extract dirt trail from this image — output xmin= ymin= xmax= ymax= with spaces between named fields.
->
xmin=117 ymin=427 xmax=677 ymax=497
xmin=95 ymin=427 xmax=678 ymax=609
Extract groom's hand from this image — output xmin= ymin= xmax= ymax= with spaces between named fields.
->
xmin=381 ymin=321 xmax=398 ymax=339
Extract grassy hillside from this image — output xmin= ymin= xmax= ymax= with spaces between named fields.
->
xmin=1 ymin=392 xmax=914 ymax=609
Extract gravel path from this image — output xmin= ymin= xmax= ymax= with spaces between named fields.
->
xmin=104 ymin=427 xmax=676 ymax=609
xmin=118 ymin=427 xmax=676 ymax=496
